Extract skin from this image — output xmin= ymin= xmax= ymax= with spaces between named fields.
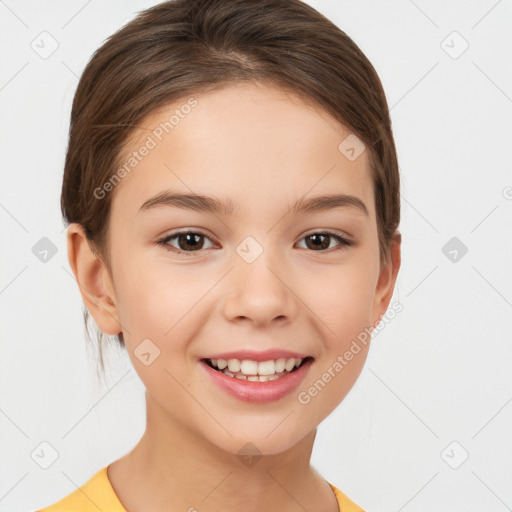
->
xmin=67 ymin=81 xmax=401 ymax=511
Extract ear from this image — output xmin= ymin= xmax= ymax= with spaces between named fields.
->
xmin=371 ymin=232 xmax=401 ymax=328
xmin=66 ymin=223 xmax=122 ymax=336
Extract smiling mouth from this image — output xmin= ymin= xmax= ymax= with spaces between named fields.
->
xmin=202 ymin=356 xmax=314 ymax=382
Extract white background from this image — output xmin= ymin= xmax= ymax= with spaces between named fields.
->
xmin=0 ymin=1 xmax=511 ymax=511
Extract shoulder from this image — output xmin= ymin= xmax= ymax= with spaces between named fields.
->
xmin=328 ymin=482 xmax=366 ymax=512
xmin=35 ymin=466 xmax=126 ymax=512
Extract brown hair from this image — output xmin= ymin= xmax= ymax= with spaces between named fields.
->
xmin=61 ymin=0 xmax=400 ymax=375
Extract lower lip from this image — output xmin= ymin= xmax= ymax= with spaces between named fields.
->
xmin=200 ymin=358 xmax=313 ymax=403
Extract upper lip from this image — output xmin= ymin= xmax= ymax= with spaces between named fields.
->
xmin=201 ymin=349 xmax=312 ymax=362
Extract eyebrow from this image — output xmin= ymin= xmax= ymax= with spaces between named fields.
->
xmin=138 ymin=190 xmax=368 ymax=217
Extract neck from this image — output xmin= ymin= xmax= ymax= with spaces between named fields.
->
xmin=108 ymin=391 xmax=338 ymax=511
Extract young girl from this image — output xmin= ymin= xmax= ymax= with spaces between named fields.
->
xmin=37 ymin=0 xmax=401 ymax=510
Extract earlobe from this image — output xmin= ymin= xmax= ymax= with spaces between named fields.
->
xmin=66 ymin=223 xmax=122 ymax=336
xmin=371 ymin=233 xmax=401 ymax=328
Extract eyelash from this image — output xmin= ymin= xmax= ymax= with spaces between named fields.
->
xmin=156 ymin=229 xmax=354 ymax=256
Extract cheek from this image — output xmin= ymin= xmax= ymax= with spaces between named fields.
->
xmin=297 ymin=271 xmax=375 ymax=417
xmin=117 ymin=271 xmax=170 ymax=336
xmin=115 ymin=260 xmax=210 ymax=357
xmin=115 ymin=249 xmax=179 ymax=324
xmin=302 ymin=260 xmax=378 ymax=344
xmin=116 ymin=268 xmax=198 ymax=394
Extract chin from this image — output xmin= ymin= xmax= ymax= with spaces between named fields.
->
xmin=204 ymin=422 xmax=313 ymax=460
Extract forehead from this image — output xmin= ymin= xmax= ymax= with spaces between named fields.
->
xmin=112 ymin=81 xmax=374 ymax=220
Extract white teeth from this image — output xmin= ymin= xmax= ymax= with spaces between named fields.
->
xmin=207 ymin=356 xmax=307 ymax=381
xmin=285 ymin=359 xmax=296 ymax=372
xmin=258 ymin=360 xmax=276 ymax=376
xmin=275 ymin=358 xmax=286 ymax=372
xmin=240 ymin=360 xmax=259 ymax=375
xmin=227 ymin=359 xmax=241 ymax=372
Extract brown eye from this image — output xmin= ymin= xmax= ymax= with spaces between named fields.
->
xmin=175 ymin=232 xmax=205 ymax=251
xmin=298 ymin=232 xmax=353 ymax=252
xmin=157 ymin=230 xmax=353 ymax=256
xmin=157 ymin=231 xmax=214 ymax=255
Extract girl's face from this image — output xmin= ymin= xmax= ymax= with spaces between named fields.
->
xmin=79 ymin=81 xmax=399 ymax=456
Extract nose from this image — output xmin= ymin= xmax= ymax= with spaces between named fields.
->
xmin=221 ymin=251 xmax=298 ymax=327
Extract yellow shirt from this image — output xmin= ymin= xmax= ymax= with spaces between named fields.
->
xmin=36 ymin=465 xmax=365 ymax=511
